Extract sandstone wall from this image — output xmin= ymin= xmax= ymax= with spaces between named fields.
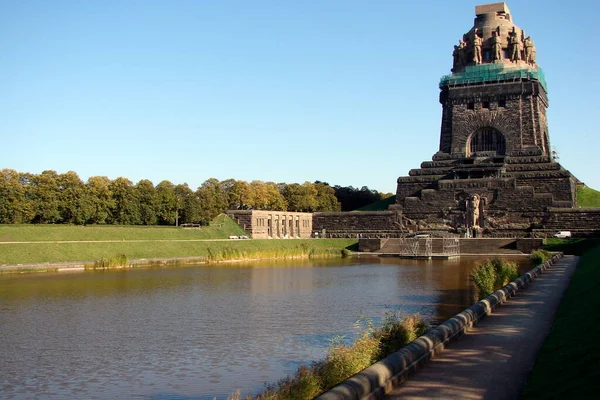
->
xmin=312 ymin=211 xmax=400 ymax=238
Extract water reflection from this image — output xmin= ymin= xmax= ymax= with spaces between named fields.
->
xmin=0 ymin=256 xmax=531 ymax=399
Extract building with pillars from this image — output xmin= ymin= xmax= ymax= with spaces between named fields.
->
xmin=226 ymin=210 xmax=313 ymax=239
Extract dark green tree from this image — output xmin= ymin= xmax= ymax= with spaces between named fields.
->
xmin=196 ymin=178 xmax=227 ymax=223
xmin=0 ymin=169 xmax=32 ymax=223
xmin=282 ymin=182 xmax=318 ymax=212
xmin=175 ymin=183 xmax=202 ymax=224
xmin=57 ymin=171 xmax=92 ymax=224
xmin=108 ymin=177 xmax=140 ymax=224
xmin=314 ymin=181 xmax=342 ymax=212
xmin=30 ymin=170 xmax=62 ymax=223
xmin=85 ymin=176 xmax=114 ymax=224
xmin=156 ymin=180 xmax=178 ymax=225
xmin=135 ymin=179 xmax=158 ymax=225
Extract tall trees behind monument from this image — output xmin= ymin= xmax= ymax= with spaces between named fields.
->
xmin=0 ymin=169 xmax=389 ymax=225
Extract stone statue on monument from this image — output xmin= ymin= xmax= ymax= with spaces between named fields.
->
xmin=471 ymin=194 xmax=481 ymax=227
xmin=473 ymin=30 xmax=483 ymax=64
xmin=491 ymin=32 xmax=503 ymax=62
xmin=524 ymin=36 xmax=536 ymax=65
xmin=509 ymin=30 xmax=522 ymax=62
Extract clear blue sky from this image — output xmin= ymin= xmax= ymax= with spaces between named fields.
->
xmin=1 ymin=0 xmax=598 ymax=193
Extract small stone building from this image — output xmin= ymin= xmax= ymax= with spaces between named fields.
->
xmin=226 ymin=210 xmax=313 ymax=239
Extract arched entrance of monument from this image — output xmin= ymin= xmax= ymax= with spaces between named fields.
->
xmin=467 ymin=127 xmax=506 ymax=156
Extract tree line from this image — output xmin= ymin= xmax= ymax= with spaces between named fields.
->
xmin=0 ymin=169 xmax=392 ymax=225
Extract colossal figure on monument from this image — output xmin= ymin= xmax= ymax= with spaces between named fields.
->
xmin=509 ymin=29 xmax=522 ymax=62
xmin=524 ymin=36 xmax=536 ymax=65
xmin=472 ymin=30 xmax=483 ymax=64
xmin=491 ymin=32 xmax=503 ymax=62
xmin=393 ymin=2 xmax=577 ymax=237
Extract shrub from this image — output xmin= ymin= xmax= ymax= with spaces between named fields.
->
xmin=471 ymin=261 xmax=496 ymax=299
xmin=375 ymin=313 xmax=428 ymax=358
xmin=254 ymin=313 xmax=428 ymax=400
xmin=88 ymin=254 xmax=130 ymax=269
xmin=471 ymin=259 xmax=519 ymax=300
xmin=530 ymin=249 xmax=552 ymax=265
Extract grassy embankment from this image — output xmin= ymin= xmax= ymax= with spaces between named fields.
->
xmin=521 ymin=239 xmax=600 ymax=398
xmin=576 ymin=185 xmax=600 ymax=208
xmin=0 ymin=215 xmax=358 ymax=267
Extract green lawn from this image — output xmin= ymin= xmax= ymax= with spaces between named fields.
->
xmin=577 ymin=185 xmax=600 ymax=208
xmin=522 ymin=241 xmax=600 ymax=398
xmin=0 ymin=238 xmax=358 ymax=265
xmin=0 ymin=215 xmax=358 ymax=266
xmin=0 ymin=214 xmax=246 ymax=242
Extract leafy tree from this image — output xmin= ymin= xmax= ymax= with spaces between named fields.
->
xmin=334 ymin=185 xmax=386 ymax=211
xmin=314 ymin=181 xmax=341 ymax=212
xmin=85 ymin=176 xmax=114 ymax=224
xmin=282 ymin=182 xmax=318 ymax=212
xmin=222 ymin=179 xmax=252 ymax=210
xmin=56 ymin=171 xmax=92 ymax=224
xmin=136 ymin=179 xmax=158 ymax=225
xmin=249 ymin=180 xmax=287 ymax=210
xmin=30 ymin=170 xmax=62 ymax=223
xmin=108 ymin=177 xmax=140 ymax=224
xmin=156 ymin=180 xmax=178 ymax=225
xmin=0 ymin=169 xmax=32 ymax=223
xmin=175 ymin=183 xmax=201 ymax=224
xmin=196 ymin=178 xmax=227 ymax=223
xmin=264 ymin=181 xmax=288 ymax=211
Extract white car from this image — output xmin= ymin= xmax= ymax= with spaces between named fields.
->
xmin=553 ymin=231 xmax=572 ymax=238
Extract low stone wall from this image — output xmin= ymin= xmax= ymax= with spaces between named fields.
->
xmin=359 ymin=238 xmax=543 ymax=255
xmin=313 ymin=212 xmax=400 ymax=237
xmin=543 ymin=208 xmax=600 ymax=234
xmin=316 ymin=253 xmax=564 ymax=400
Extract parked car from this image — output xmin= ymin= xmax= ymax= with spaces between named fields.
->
xmin=553 ymin=231 xmax=572 ymax=238
xmin=414 ymin=234 xmax=430 ymax=238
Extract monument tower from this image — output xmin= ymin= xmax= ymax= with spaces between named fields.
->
xmin=394 ymin=2 xmax=576 ymax=236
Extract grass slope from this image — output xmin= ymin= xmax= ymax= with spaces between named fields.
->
xmin=577 ymin=185 xmax=600 ymax=208
xmin=0 ymin=215 xmax=357 ymax=265
xmin=0 ymin=214 xmax=246 ymax=242
xmin=0 ymin=239 xmax=358 ymax=265
xmin=521 ymin=242 xmax=600 ymax=398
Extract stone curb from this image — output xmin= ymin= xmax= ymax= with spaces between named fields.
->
xmin=315 ymin=252 xmax=564 ymax=400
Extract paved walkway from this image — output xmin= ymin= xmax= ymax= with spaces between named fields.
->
xmin=385 ymin=255 xmax=578 ymax=400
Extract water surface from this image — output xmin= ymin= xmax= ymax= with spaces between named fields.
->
xmin=0 ymin=256 xmax=527 ymax=399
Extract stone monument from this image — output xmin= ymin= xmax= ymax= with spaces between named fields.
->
xmin=393 ymin=2 xmax=577 ymax=236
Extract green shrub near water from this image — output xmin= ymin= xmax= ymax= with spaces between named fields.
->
xmin=530 ymin=249 xmax=552 ymax=264
xmin=254 ymin=313 xmax=428 ymax=400
xmin=86 ymin=254 xmax=130 ymax=270
xmin=471 ymin=259 xmax=519 ymax=300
